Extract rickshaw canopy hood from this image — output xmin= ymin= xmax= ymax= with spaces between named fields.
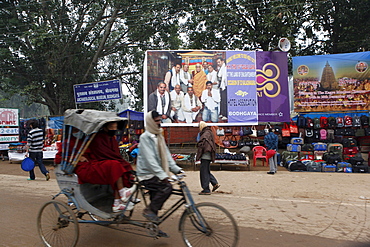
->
xmin=64 ymin=109 xmax=128 ymax=135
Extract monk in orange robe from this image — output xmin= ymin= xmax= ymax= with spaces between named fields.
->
xmin=192 ymin=63 xmax=207 ymax=98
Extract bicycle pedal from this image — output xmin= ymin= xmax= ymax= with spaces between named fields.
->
xmin=157 ymin=230 xmax=169 ymax=238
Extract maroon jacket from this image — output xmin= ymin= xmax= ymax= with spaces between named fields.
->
xmin=196 ymin=127 xmax=216 ymax=162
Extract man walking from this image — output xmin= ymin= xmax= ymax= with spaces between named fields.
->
xmin=196 ymin=121 xmax=220 ymax=195
xmin=26 ymin=119 xmax=50 ymax=181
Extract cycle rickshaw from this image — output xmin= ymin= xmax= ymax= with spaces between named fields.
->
xmin=37 ymin=109 xmax=239 ymax=247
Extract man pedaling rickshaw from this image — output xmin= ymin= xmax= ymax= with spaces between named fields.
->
xmin=55 ymin=121 xmax=136 ymax=213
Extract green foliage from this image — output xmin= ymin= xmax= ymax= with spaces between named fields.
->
xmin=0 ymin=0 xmax=182 ymax=115
xmin=307 ymin=0 xmax=370 ymax=54
xmin=181 ymin=0 xmax=307 ymax=56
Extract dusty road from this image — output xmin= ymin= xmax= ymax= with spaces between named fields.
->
xmin=1 ymin=160 xmax=370 ymax=247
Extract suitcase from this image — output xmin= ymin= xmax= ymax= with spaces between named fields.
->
xmin=306 ymin=160 xmax=322 ymax=172
xmin=322 ymin=163 xmax=336 ymax=172
xmin=336 ymin=162 xmax=352 ymax=173
xmin=313 ymin=142 xmax=327 ymax=151
xmin=300 ymin=151 xmax=314 ymax=160
xmin=287 ymin=144 xmax=301 ymax=152
xmin=327 ymin=143 xmax=343 ymax=154
xmin=288 ymin=160 xmax=307 ymax=172
xmin=314 ymin=151 xmax=326 ymax=160
xmin=291 ymin=137 xmax=304 ymax=145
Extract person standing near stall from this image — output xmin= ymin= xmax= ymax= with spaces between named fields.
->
xmin=25 ymin=119 xmax=50 ymax=181
xmin=196 ymin=121 xmax=220 ymax=195
xmin=264 ymin=128 xmax=279 ymax=175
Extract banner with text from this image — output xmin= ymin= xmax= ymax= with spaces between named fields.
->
xmin=293 ymin=51 xmax=370 ymax=112
xmin=226 ymin=51 xmax=258 ymax=124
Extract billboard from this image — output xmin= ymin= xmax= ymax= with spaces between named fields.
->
xmin=73 ymin=79 xmax=122 ymax=104
xmin=143 ymin=50 xmax=290 ymax=126
xmin=293 ymin=51 xmax=370 ymax=112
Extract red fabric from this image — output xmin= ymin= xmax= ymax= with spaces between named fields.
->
xmin=55 ymin=131 xmax=133 ymax=190
xmin=75 ymin=131 xmax=133 ymax=189
xmin=266 ymin=149 xmax=277 ymax=159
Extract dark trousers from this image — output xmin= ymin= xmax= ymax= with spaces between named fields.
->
xmin=200 ymin=159 xmax=218 ymax=193
xmin=29 ymin=151 xmax=48 ymax=180
xmin=220 ymin=88 xmax=228 ymax=117
xmin=141 ymin=176 xmax=172 ymax=215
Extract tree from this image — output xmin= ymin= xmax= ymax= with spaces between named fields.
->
xmin=0 ymin=0 xmax=182 ymax=115
xmin=180 ymin=0 xmax=308 ymax=55
xmin=306 ymin=0 xmax=370 ymax=54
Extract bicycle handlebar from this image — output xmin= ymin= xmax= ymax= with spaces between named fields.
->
xmin=169 ymin=173 xmax=186 ymax=182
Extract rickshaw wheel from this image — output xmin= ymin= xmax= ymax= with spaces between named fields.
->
xmin=37 ymin=200 xmax=79 ymax=247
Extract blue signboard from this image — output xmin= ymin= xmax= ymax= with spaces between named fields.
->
xmin=73 ymin=79 xmax=122 ymax=103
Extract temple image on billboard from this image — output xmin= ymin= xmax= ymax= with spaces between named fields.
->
xmin=318 ymin=61 xmax=340 ymax=91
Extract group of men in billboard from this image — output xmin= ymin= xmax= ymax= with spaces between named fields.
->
xmin=148 ymin=58 xmax=227 ymax=123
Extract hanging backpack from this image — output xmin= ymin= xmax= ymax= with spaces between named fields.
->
xmin=336 ymin=117 xmax=344 ymax=127
xmin=353 ymin=115 xmax=361 ymax=127
xmin=320 ymin=117 xmax=328 ymax=128
xmin=360 ymin=115 xmax=369 ymax=127
xmin=344 ymin=115 xmax=353 ymax=127
xmin=305 ymin=129 xmax=313 ymax=138
xmin=313 ymin=118 xmax=321 ymax=129
xmin=327 ymin=129 xmax=335 ymax=140
xmin=342 ymin=138 xmax=357 ymax=148
xmin=313 ymin=129 xmax=320 ymax=140
xmin=297 ymin=115 xmax=306 ymax=128
xmin=319 ymin=129 xmax=327 ymax=140
xmin=306 ymin=117 xmax=314 ymax=128
xmin=328 ymin=117 xmax=336 ymax=128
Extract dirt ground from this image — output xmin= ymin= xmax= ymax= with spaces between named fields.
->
xmin=2 ymin=159 xmax=370 ymax=246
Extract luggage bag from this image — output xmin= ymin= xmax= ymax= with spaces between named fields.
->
xmin=287 ymin=144 xmax=301 ymax=152
xmin=281 ymin=151 xmax=299 ymax=167
xmin=322 ymin=163 xmax=336 ymax=172
xmin=327 ymin=143 xmax=343 ymax=154
xmin=336 ymin=162 xmax=352 ymax=173
xmin=291 ymin=137 xmax=304 ymax=145
xmin=314 ymin=142 xmax=327 ymax=151
xmin=288 ymin=160 xmax=307 ymax=172
xmin=300 ymin=151 xmax=314 ymax=160
xmin=306 ymin=160 xmax=322 ymax=172
xmin=314 ymin=151 xmax=326 ymax=160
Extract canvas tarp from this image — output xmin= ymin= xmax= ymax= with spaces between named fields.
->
xmin=64 ymin=109 xmax=127 ymax=135
xmin=118 ymin=109 xmax=144 ymax=121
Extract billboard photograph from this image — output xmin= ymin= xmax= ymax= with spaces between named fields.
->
xmin=144 ymin=50 xmax=290 ymax=126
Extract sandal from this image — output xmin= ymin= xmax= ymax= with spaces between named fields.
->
xmin=212 ymin=184 xmax=221 ymax=192
xmin=198 ymin=191 xmax=211 ymax=195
